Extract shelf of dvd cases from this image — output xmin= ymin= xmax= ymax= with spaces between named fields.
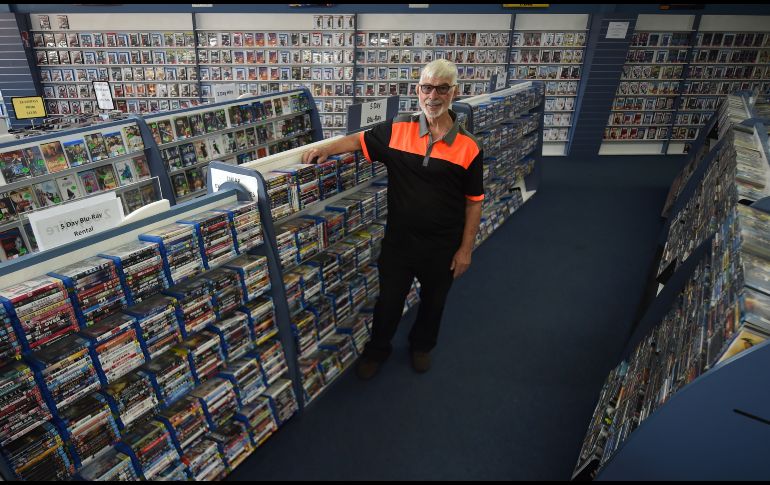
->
xmin=0 ymin=118 xmax=165 ymax=260
xmin=0 ymin=187 xmax=300 ymax=480
xmin=574 ymin=119 xmax=770 ymax=480
xmin=142 ymin=88 xmax=317 ymax=204
xmin=507 ymin=29 xmax=587 ymax=153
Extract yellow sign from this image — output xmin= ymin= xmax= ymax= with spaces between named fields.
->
xmin=11 ymin=96 xmax=46 ymax=120
xmin=503 ymin=4 xmax=550 ymax=7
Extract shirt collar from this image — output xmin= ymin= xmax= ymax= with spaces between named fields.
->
xmin=418 ymin=109 xmax=460 ymax=146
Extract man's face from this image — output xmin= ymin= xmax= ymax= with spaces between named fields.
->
xmin=418 ymin=75 xmax=455 ymax=121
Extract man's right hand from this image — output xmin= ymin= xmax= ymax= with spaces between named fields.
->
xmin=302 ymin=147 xmax=330 ymax=164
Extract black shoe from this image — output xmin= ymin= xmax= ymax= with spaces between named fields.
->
xmin=411 ymin=351 xmax=431 ymax=373
xmin=356 ymin=357 xmax=381 ymax=380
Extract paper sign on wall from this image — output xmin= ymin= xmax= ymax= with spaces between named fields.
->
xmin=27 ymin=193 xmax=124 ymax=251
xmin=93 ymin=81 xmax=115 ymax=110
xmin=606 ymin=22 xmax=629 ymax=39
xmin=214 ymin=84 xmax=237 ymax=103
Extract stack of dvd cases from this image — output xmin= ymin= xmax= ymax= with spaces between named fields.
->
xmin=275 ymin=163 xmax=320 ymax=211
xmin=224 ymin=254 xmax=270 ymax=302
xmin=99 ymin=241 xmax=167 ymax=306
xmin=214 ymin=201 xmax=263 ymax=254
xmin=138 ymin=350 xmax=194 ymax=408
xmin=308 ymin=297 xmax=336 ymax=342
xmin=209 ymin=312 xmax=253 ymax=361
xmin=158 ymin=395 xmax=209 ymax=452
xmin=293 ymin=309 xmax=318 ymax=359
xmin=163 ymin=278 xmax=215 ymax=339
xmin=357 ymin=154 xmax=373 ymax=184
xmin=344 ymin=234 xmax=373 ymax=269
xmin=348 ymin=275 xmax=368 ymax=314
xmin=327 ymin=199 xmax=363 ymax=234
xmin=263 ymin=171 xmax=293 ymax=221
xmin=322 ymin=333 xmax=357 ymax=367
xmin=181 ymin=330 xmax=225 ymax=384
xmin=30 ymin=334 xmax=100 ymax=413
xmin=181 ymin=438 xmax=225 ymax=481
xmin=241 ymin=296 xmax=277 ymax=345
xmin=190 ymin=377 xmax=239 ymax=431
xmin=262 ymin=378 xmax=297 ymax=426
xmin=49 ymin=258 xmax=127 ymax=328
xmin=358 ymin=265 xmax=379 ymax=300
xmin=360 ymin=185 xmax=388 ymax=219
xmin=77 ymin=447 xmax=139 ymax=481
xmin=317 ymin=160 xmax=340 ymax=199
xmin=292 ymin=264 xmax=322 ymax=306
xmin=4 ymin=422 xmax=72 ymax=480
xmin=0 ymin=304 xmax=20 ymax=360
xmin=306 ymin=210 xmax=345 ymax=248
xmin=336 ymin=315 xmax=371 ymax=355
xmin=103 ymin=372 xmax=158 ymax=431
xmin=124 ymin=294 xmax=181 ymax=360
xmin=0 ymin=362 xmax=52 ymax=446
xmin=139 ymin=223 xmax=204 ymax=286
xmin=298 ymin=356 xmax=324 ymax=404
xmin=327 ymin=242 xmax=357 ymax=282
xmin=346 ymin=192 xmax=377 ymax=227
xmin=119 ymin=421 xmax=180 ymax=481
xmin=178 ymin=211 xmax=236 ymax=270
xmin=81 ymin=313 xmax=144 ymax=386
xmin=314 ymin=349 xmax=343 ymax=384
xmin=284 ymin=272 xmax=303 ymax=317
xmin=331 ymin=152 xmax=357 ymax=192
xmin=325 ymin=287 xmax=352 ymax=325
xmin=203 ymin=268 xmax=244 ymax=319
xmin=307 ymin=253 xmax=342 ymax=294
xmin=284 ymin=218 xmax=323 ymax=265
xmin=210 ymin=420 xmax=254 ymax=471
xmin=154 ymin=459 xmax=188 ymax=480
xmin=373 ymin=160 xmax=386 ymax=177
xmin=255 ymin=339 xmax=289 ymax=386
xmin=236 ymin=396 xmax=277 ymax=447
xmin=220 ymin=357 xmax=266 ymax=408
xmin=274 ymin=223 xmax=300 ymax=270
xmin=0 ymin=276 xmax=79 ymax=351
xmin=57 ymin=393 xmax=120 ymax=467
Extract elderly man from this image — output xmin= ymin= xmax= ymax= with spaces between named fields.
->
xmin=302 ymin=59 xmax=483 ymax=379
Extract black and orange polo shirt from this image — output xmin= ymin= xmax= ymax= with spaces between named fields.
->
xmin=359 ymin=109 xmax=484 ymax=253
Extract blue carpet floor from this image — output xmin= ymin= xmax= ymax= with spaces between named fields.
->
xmin=227 ymin=155 xmax=684 ymax=481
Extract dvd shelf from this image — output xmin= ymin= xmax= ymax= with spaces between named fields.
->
xmin=452 ymin=81 xmax=544 ymax=245
xmin=355 ymin=29 xmax=510 ymax=114
xmin=574 ymin=119 xmax=770 ymax=479
xmin=143 ymin=89 xmax=315 ymax=203
xmin=0 ymin=118 xmax=161 ymax=259
xmin=0 ymin=188 xmax=299 ymax=480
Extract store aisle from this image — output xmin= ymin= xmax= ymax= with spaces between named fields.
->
xmin=227 ymin=155 xmax=684 ymax=481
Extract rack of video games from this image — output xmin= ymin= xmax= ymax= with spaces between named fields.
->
xmin=0 ymin=185 xmax=302 ymax=480
xmin=27 ymin=13 xmax=201 ymax=117
xmin=573 ymin=116 xmax=770 ymax=479
xmin=354 ymin=14 xmax=511 ymax=116
xmin=224 ymin=135 xmax=394 ymax=407
xmin=0 ymin=117 xmax=162 ymax=262
xmin=452 ymin=80 xmax=544 ymax=246
xmin=193 ymin=13 xmax=357 ymax=141
xmin=507 ymin=14 xmax=589 ymax=157
xmin=142 ymin=87 xmax=318 ymax=204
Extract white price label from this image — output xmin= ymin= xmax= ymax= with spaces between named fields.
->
xmin=93 ymin=81 xmax=114 ymax=110
xmin=210 ymin=167 xmax=259 ymax=202
xmin=27 ymin=194 xmax=124 ymax=251
xmin=214 ymin=84 xmax=237 ymax=103
xmin=360 ymin=99 xmax=388 ymax=129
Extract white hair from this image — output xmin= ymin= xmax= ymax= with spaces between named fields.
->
xmin=420 ymin=59 xmax=458 ymax=85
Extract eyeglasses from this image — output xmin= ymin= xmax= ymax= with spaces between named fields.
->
xmin=418 ymin=84 xmax=455 ymax=95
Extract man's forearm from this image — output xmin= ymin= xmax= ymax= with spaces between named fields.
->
xmin=459 ymin=200 xmax=482 ymax=252
xmin=303 ymin=133 xmax=362 ymax=163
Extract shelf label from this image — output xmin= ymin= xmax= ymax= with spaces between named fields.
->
xmin=607 ymin=22 xmax=629 ymax=39
xmin=93 ymin=81 xmax=115 ymax=110
xmin=360 ymin=100 xmax=388 ymax=130
xmin=214 ymin=84 xmax=237 ymax=103
xmin=27 ymin=193 xmax=124 ymax=251
xmin=11 ymin=96 xmax=45 ymax=120
xmin=210 ymin=166 xmax=259 ymax=202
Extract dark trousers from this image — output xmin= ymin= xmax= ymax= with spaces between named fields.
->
xmin=362 ymin=242 xmax=455 ymax=362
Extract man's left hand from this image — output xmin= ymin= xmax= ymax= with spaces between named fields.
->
xmin=450 ymin=248 xmax=472 ymax=279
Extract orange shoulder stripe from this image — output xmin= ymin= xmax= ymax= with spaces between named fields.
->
xmin=430 ymin=134 xmax=480 ymax=170
xmin=389 ymin=120 xmax=427 ymax=157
